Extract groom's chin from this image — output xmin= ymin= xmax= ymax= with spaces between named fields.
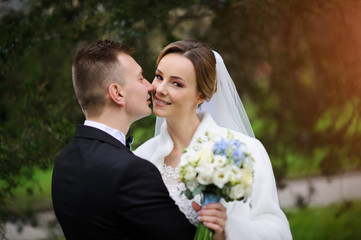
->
xmin=139 ymin=108 xmax=152 ymax=119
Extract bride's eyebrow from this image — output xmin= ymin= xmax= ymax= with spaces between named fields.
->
xmin=156 ymin=68 xmax=185 ymax=82
xmin=170 ymin=75 xmax=185 ymax=81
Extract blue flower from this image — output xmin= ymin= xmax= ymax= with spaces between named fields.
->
xmin=214 ymin=138 xmax=247 ymax=166
xmin=213 ymin=138 xmax=228 ymax=156
xmin=232 ymin=147 xmax=246 ymax=165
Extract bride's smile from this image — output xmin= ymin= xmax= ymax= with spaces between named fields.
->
xmin=154 ymin=96 xmax=171 ymax=106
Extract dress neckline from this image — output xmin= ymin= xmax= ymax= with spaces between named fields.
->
xmin=161 ymin=162 xmax=180 ymax=181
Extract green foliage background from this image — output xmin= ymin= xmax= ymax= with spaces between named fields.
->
xmin=1 ymin=0 xmax=361 ymax=230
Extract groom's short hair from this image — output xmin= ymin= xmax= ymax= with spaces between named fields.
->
xmin=72 ymin=40 xmax=133 ymax=117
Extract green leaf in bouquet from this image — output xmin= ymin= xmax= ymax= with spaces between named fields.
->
xmin=222 ymin=185 xmax=231 ymax=196
xmin=193 ymin=184 xmax=206 ymax=196
xmin=182 ymin=189 xmax=194 ymax=200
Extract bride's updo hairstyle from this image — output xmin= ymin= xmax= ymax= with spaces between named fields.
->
xmin=157 ymin=40 xmax=217 ymax=101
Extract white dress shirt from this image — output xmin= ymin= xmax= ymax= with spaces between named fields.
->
xmin=84 ymin=120 xmax=126 ymax=146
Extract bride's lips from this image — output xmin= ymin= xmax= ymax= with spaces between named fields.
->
xmin=154 ymin=96 xmax=171 ymax=106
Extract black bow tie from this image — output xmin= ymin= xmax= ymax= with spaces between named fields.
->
xmin=126 ymin=136 xmax=134 ymax=150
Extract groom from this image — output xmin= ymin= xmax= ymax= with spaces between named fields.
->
xmin=52 ymin=40 xmax=196 ymax=239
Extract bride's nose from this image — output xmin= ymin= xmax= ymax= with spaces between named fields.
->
xmin=153 ymin=79 xmax=167 ymax=96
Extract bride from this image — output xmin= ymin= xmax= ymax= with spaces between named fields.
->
xmin=135 ymin=40 xmax=292 ymax=239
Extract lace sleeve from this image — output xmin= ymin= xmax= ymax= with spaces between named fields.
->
xmin=160 ymin=163 xmax=200 ymax=226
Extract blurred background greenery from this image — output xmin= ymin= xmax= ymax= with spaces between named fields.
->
xmin=1 ymin=0 xmax=361 ymax=239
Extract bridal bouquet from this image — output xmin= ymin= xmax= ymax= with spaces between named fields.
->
xmin=179 ymin=130 xmax=254 ymax=239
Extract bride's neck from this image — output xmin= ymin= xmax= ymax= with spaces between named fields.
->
xmin=166 ymin=113 xmax=200 ymax=149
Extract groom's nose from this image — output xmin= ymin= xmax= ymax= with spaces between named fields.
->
xmin=144 ymin=79 xmax=154 ymax=92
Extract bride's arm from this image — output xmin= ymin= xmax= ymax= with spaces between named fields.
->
xmin=224 ymin=139 xmax=292 ymax=240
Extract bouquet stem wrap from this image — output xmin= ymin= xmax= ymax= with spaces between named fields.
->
xmin=194 ymin=193 xmax=221 ymax=240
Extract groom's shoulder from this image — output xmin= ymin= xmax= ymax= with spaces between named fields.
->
xmin=57 ymin=130 xmax=152 ymax=166
xmin=57 ymin=135 xmax=159 ymax=180
xmin=112 ymin=152 xmax=162 ymax=183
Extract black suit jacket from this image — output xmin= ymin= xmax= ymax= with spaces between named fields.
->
xmin=52 ymin=125 xmax=196 ymax=239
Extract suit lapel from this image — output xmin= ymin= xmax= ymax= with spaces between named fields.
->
xmin=74 ymin=125 xmax=128 ymax=151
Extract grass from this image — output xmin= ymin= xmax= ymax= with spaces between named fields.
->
xmin=285 ymin=201 xmax=361 ymax=240
xmin=283 ymin=149 xmax=325 ymax=179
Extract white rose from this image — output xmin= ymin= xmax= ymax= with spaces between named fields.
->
xmin=240 ymin=167 xmax=253 ymax=187
xmin=213 ymin=168 xmax=230 ymax=189
xmin=227 ymin=165 xmax=242 ymax=183
xmin=187 ymin=149 xmax=200 ymax=166
xmin=196 ymin=163 xmax=214 ymax=179
xmin=229 ymin=184 xmax=245 ymax=199
xmin=184 ymin=166 xmax=197 ymax=181
xmin=181 ymin=148 xmax=201 ymax=165
xmin=198 ymin=142 xmax=214 ymax=165
xmin=213 ymin=155 xmax=227 ymax=167
xmin=197 ymin=174 xmax=213 ymax=185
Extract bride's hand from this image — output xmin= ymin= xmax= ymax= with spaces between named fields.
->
xmin=192 ymin=201 xmax=227 ymax=240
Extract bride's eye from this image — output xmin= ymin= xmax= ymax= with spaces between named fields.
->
xmin=155 ymin=74 xmax=163 ymax=80
xmin=173 ymin=82 xmax=183 ymax=87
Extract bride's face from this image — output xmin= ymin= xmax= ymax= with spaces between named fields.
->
xmin=152 ymin=53 xmax=203 ymax=120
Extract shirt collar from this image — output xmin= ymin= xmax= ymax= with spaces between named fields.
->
xmin=84 ymin=120 xmax=126 ymax=146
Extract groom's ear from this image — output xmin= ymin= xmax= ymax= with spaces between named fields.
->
xmin=108 ymin=83 xmax=125 ymax=106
